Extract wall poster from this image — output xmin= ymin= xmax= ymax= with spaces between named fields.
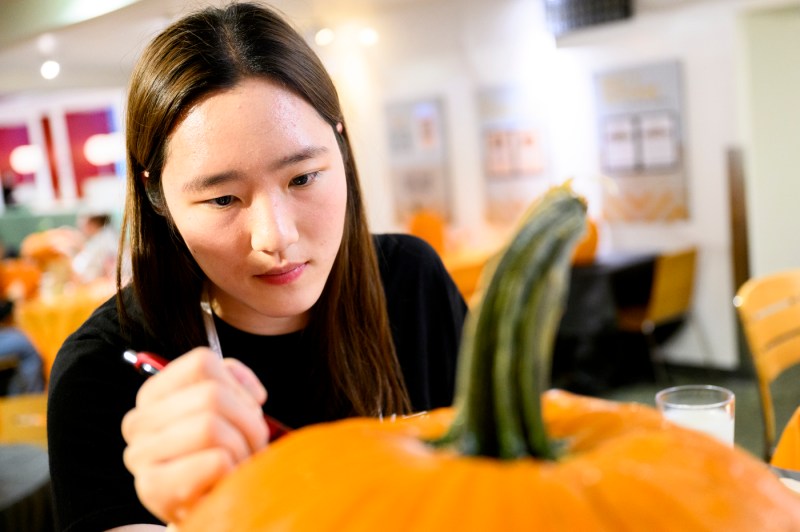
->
xmin=478 ymin=85 xmax=548 ymax=225
xmin=594 ymin=60 xmax=688 ymax=222
xmin=385 ymin=98 xmax=450 ymax=224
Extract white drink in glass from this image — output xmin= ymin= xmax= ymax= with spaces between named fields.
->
xmin=655 ymin=385 xmax=735 ymax=447
xmin=662 ymin=407 xmax=735 ymax=446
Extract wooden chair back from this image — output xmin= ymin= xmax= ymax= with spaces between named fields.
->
xmin=734 ymin=269 xmax=800 ymax=459
xmin=644 ymin=247 xmax=697 ymax=330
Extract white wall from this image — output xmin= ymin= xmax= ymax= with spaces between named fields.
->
xmin=740 ymin=4 xmax=800 ymax=277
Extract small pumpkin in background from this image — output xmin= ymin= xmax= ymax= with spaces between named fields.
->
xmin=180 ymin=186 xmax=800 ymax=532
xmin=407 ymin=208 xmax=446 ymax=256
xmin=0 ymin=258 xmax=42 ymax=301
xmin=571 ymin=216 xmax=598 ymax=265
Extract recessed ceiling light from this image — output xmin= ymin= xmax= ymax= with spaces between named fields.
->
xmin=315 ymin=28 xmax=335 ymax=46
xmin=37 ymin=33 xmax=57 ymax=55
xmin=9 ymin=145 xmax=45 ymax=175
xmin=358 ymin=27 xmax=379 ymax=47
xmin=40 ymin=60 xmax=60 ymax=80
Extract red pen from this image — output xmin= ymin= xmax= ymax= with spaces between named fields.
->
xmin=122 ymin=349 xmax=292 ymax=442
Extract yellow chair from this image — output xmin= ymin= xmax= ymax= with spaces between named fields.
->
xmin=616 ymin=247 xmax=699 ymax=381
xmin=734 ymin=269 xmax=800 ymax=460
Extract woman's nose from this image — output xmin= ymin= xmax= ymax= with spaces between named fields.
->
xmin=249 ymin=197 xmax=298 ymax=254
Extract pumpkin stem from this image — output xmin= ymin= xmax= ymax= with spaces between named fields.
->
xmin=432 ymin=186 xmax=586 ymax=460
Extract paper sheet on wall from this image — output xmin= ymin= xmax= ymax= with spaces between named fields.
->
xmin=594 ymin=61 xmax=689 ymax=222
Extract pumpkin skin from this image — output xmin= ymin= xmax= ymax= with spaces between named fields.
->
xmin=181 ymin=390 xmax=800 ymax=532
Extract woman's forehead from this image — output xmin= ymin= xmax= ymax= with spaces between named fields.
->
xmin=162 ymin=79 xmax=336 ymax=178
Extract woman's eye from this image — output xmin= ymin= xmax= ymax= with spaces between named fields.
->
xmin=209 ymin=195 xmax=234 ymax=207
xmin=290 ymin=171 xmax=319 ymax=187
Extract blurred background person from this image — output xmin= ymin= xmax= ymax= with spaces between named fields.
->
xmin=0 ymin=298 xmax=44 ymax=395
xmin=71 ymin=212 xmax=119 ymax=284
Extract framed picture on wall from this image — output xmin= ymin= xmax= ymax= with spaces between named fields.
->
xmin=477 ymin=85 xmax=549 ymax=226
xmin=594 ymin=60 xmax=688 ymax=222
xmin=385 ymin=98 xmax=451 ymax=224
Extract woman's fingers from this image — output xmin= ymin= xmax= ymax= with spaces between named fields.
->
xmin=122 ymin=378 xmax=268 ymax=454
xmin=123 ymin=405 xmax=254 ymax=471
xmin=132 ymin=447 xmax=236 ymax=525
xmin=135 ymin=347 xmax=265 ymax=408
xmin=223 ymin=357 xmax=267 ymax=405
xmin=121 ymin=347 xmax=270 ymax=523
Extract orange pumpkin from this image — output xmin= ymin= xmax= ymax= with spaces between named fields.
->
xmin=181 ymin=186 xmax=800 ymax=531
xmin=407 ymin=208 xmax=446 ymax=256
xmin=571 ymin=216 xmax=598 ymax=265
xmin=0 ymin=258 xmax=42 ymax=300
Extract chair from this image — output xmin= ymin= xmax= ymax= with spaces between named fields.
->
xmin=616 ymin=247 xmax=699 ymax=382
xmin=734 ymin=269 xmax=800 ymax=460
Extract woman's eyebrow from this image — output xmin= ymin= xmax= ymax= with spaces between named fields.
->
xmin=269 ymin=145 xmax=329 ymax=171
xmin=182 ymin=171 xmax=239 ymax=194
xmin=181 ymin=146 xmax=330 ymax=194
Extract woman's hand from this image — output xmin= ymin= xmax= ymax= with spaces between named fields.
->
xmin=121 ymin=347 xmax=268 ymax=524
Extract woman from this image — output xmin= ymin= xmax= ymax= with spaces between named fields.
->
xmin=47 ymin=3 xmax=466 ymax=531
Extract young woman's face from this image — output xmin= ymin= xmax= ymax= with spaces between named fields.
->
xmin=161 ymin=77 xmax=348 ymax=335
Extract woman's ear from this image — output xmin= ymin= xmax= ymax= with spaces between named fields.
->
xmin=336 ymin=122 xmax=343 ymax=134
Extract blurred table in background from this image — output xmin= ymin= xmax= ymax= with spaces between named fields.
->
xmin=559 ymin=251 xmax=656 ymax=336
xmin=0 ymin=393 xmax=47 ymax=448
xmin=14 ymin=280 xmax=115 ymax=381
xmin=553 ymin=251 xmax=658 ymax=393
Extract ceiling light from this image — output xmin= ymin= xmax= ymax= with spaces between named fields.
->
xmin=358 ymin=27 xmax=379 ymax=47
xmin=37 ymin=33 xmax=57 ymax=55
xmin=40 ymin=60 xmax=60 ymax=80
xmin=315 ymin=28 xmax=335 ymax=47
xmin=84 ymin=132 xmax=124 ymax=166
xmin=9 ymin=145 xmax=45 ymax=175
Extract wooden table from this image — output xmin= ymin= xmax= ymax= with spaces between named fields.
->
xmin=559 ymin=251 xmax=657 ymax=336
xmin=13 ymin=280 xmax=115 ymax=381
xmin=552 ymin=251 xmax=658 ymax=393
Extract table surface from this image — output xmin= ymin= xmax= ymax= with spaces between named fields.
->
xmin=559 ymin=251 xmax=657 ymax=336
xmin=552 ymin=251 xmax=659 ymax=393
xmin=13 ymin=280 xmax=115 ymax=381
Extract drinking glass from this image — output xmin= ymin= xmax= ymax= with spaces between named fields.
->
xmin=655 ymin=384 xmax=735 ymax=447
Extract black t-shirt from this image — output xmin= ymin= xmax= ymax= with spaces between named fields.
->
xmin=47 ymin=234 xmax=467 ymax=531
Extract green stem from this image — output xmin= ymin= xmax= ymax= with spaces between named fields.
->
xmin=432 ymin=186 xmax=586 ymax=460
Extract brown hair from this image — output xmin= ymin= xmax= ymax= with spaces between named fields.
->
xmin=118 ymin=2 xmax=410 ymax=417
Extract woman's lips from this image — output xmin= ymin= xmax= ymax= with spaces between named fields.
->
xmin=256 ymin=263 xmax=307 ymax=285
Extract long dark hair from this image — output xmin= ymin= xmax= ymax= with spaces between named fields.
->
xmin=117 ymin=2 xmax=410 ymax=417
